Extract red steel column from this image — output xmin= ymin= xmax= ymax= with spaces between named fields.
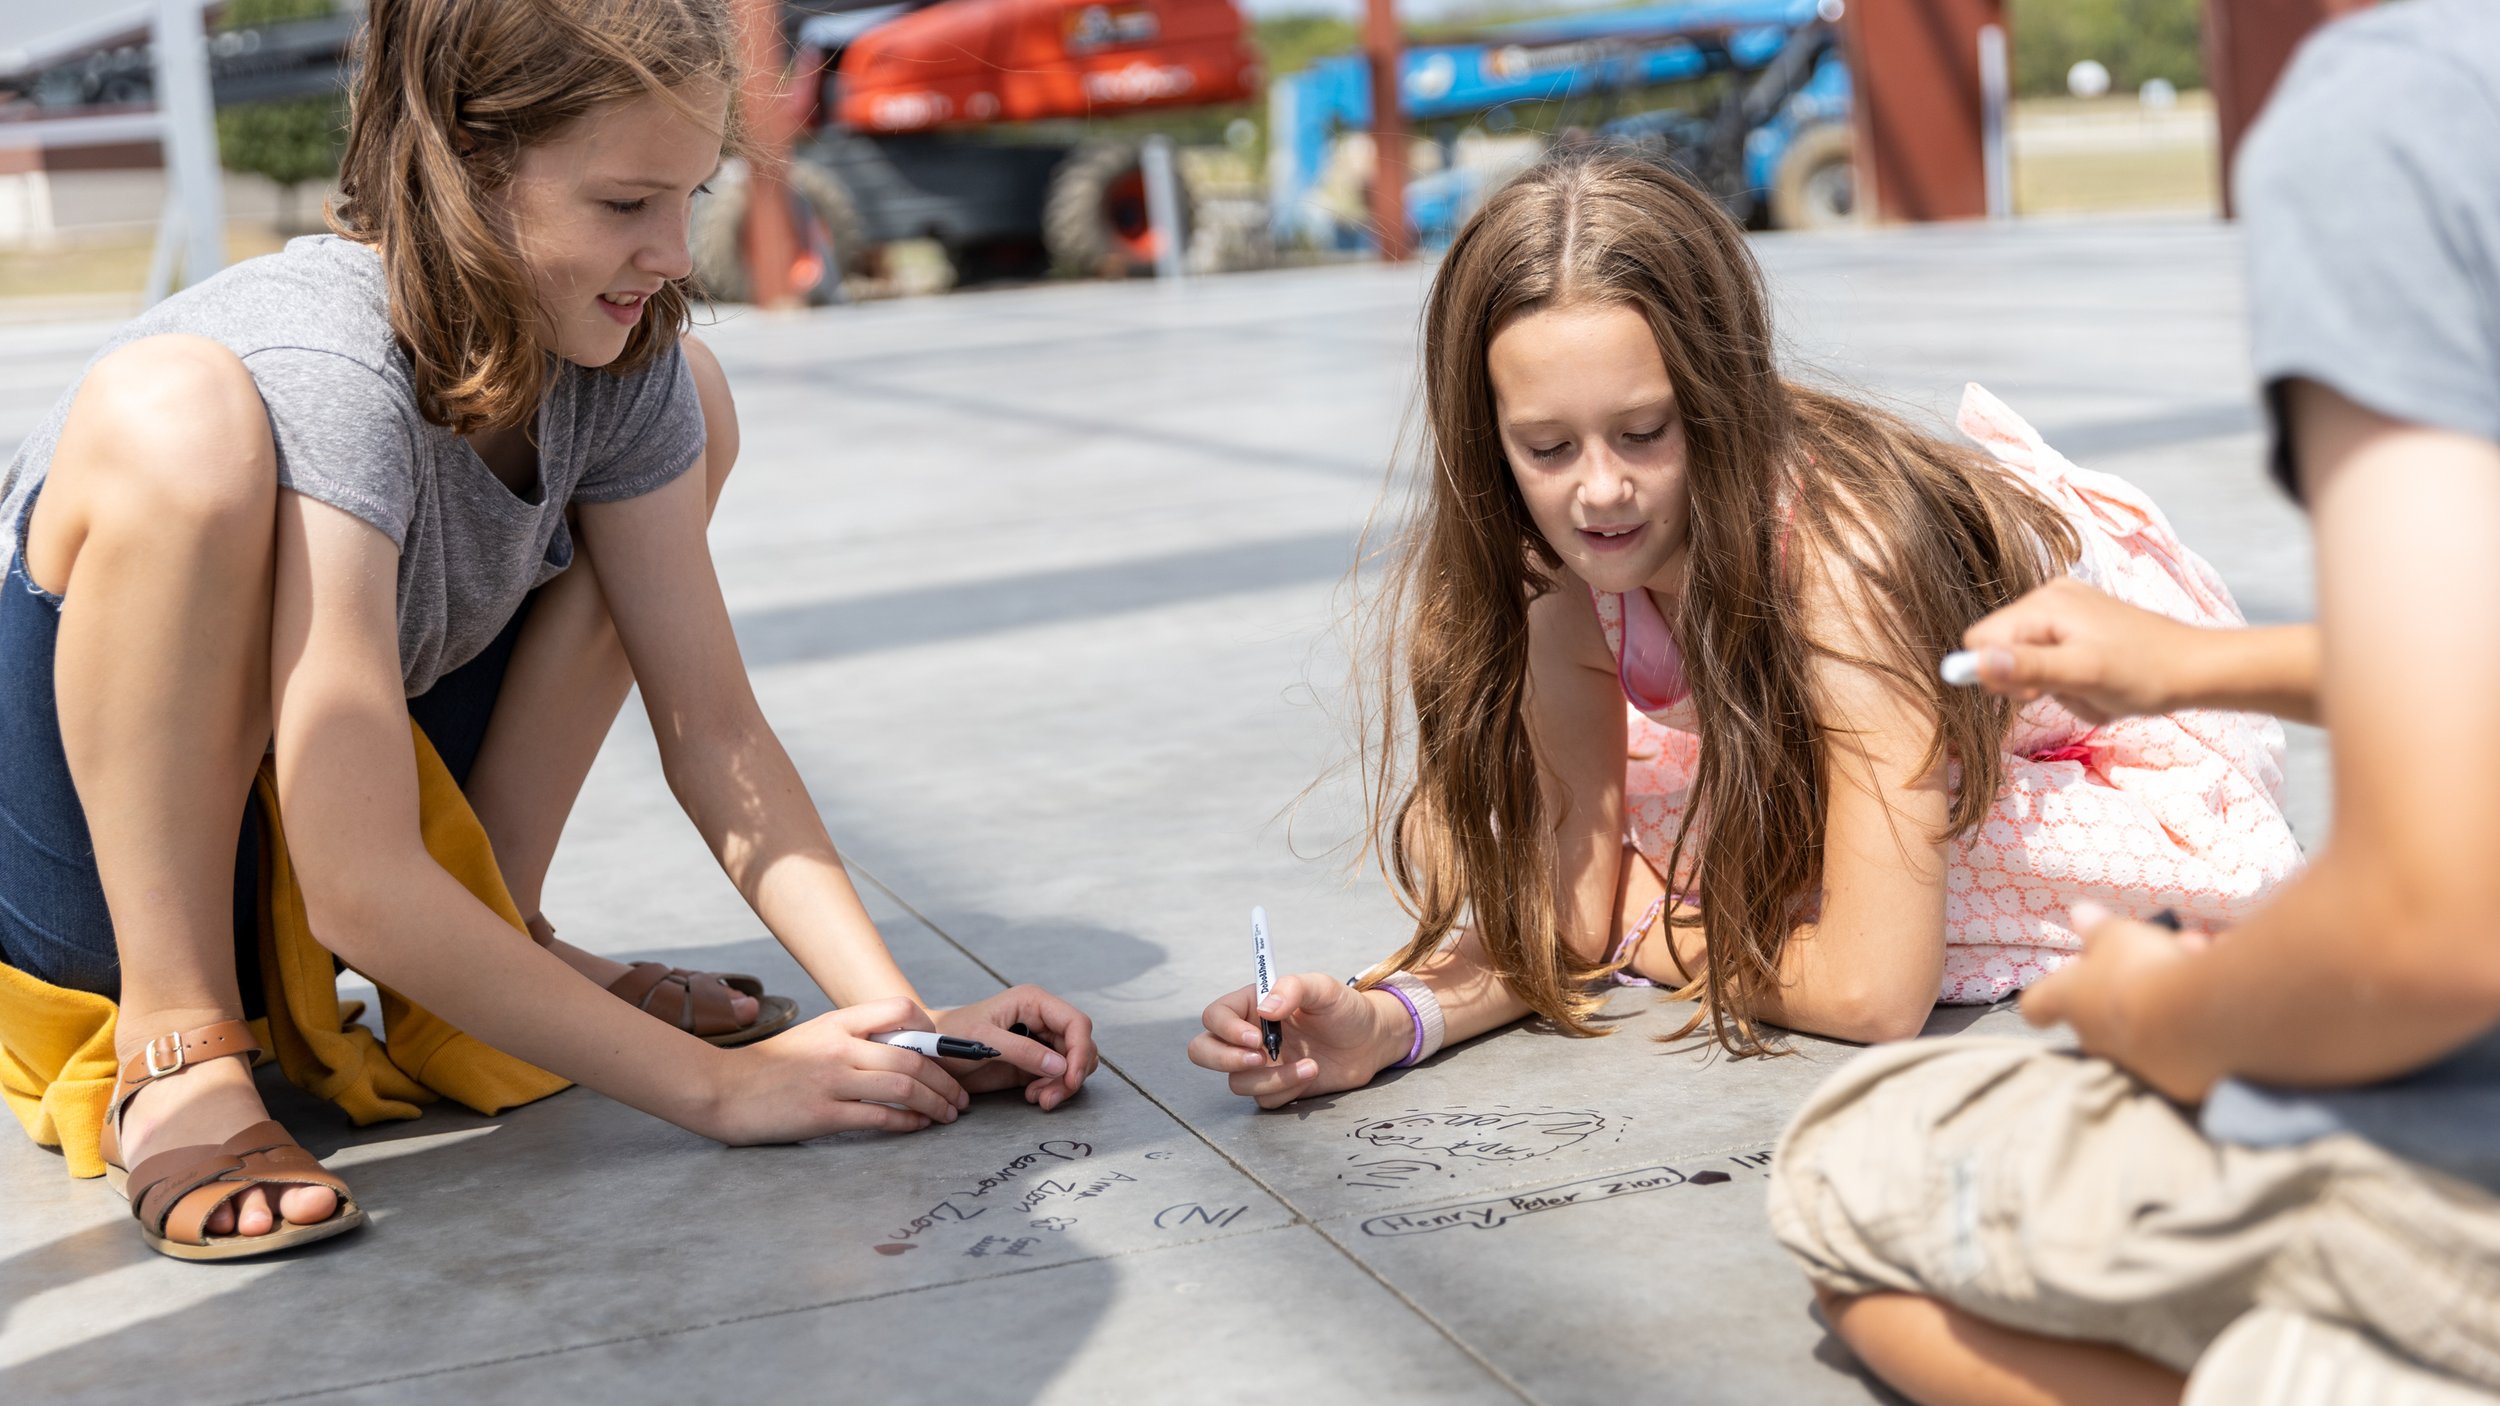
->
xmin=1365 ymin=0 xmax=1411 ymax=263
xmin=735 ymin=0 xmax=801 ymax=309
xmin=2203 ymin=0 xmax=2371 ymax=215
xmin=1843 ymin=0 xmax=2004 ymax=223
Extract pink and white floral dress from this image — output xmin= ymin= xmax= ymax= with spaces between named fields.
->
xmin=1595 ymin=384 xmax=2301 ymax=1003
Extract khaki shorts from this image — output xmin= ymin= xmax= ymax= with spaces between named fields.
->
xmin=1767 ymin=1038 xmax=2500 ymax=1401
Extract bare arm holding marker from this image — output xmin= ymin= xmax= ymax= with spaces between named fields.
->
xmin=1944 ymin=577 xmax=2323 ymax=726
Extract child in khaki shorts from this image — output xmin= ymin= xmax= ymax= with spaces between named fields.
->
xmin=1772 ymin=1038 xmax=2500 ymax=1402
xmin=1771 ymin=2 xmax=2500 ymax=1400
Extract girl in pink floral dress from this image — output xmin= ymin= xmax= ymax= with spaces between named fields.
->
xmin=1190 ymin=151 xmax=2299 ymax=1105
xmin=1603 ymin=383 xmax=2299 ymax=1007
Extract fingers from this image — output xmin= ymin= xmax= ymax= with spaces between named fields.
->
xmin=995 ymin=987 xmax=1093 ymax=1090
xmin=853 ymin=1038 xmax=970 ymax=1110
xmin=1036 ymin=999 xmax=1098 ymax=1098
xmin=826 ymin=1102 xmax=935 ymax=1135
xmin=983 ymin=1025 xmax=1072 ymax=1084
xmin=1188 ymin=1030 xmax=1272 ymax=1075
xmin=1252 ymin=972 xmax=1321 ymax=1024
xmin=843 ymin=1067 xmax=962 ymax=1125
xmin=1201 ymin=985 xmax=1265 ymax=1049
xmin=1229 ymin=1056 xmax=1322 ymax=1109
xmin=2018 ymin=969 xmax=2068 ymax=1027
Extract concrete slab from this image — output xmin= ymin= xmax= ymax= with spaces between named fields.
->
xmin=0 ymin=897 xmax=1316 ymax=1406
xmin=302 ymin=1227 xmax=1524 ymax=1406
xmin=0 ymin=218 xmax=2324 ymax=1403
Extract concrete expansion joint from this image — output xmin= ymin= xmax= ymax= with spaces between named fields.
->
xmin=849 ymin=862 xmax=1540 ymax=1403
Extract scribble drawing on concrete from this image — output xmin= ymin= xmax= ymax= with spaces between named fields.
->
xmin=1339 ymin=1155 xmax=1448 ymax=1191
xmin=1348 ymin=1105 xmax=1621 ymax=1164
xmin=1359 ymin=1166 xmax=1687 ymax=1237
xmin=1154 ymin=1203 xmax=1251 ymax=1230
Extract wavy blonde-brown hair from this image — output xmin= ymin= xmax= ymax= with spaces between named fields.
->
xmin=330 ymin=0 xmax=739 ymax=433
xmin=1359 ymin=149 xmax=2078 ymax=1055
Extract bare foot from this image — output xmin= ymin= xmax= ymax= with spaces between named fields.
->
xmin=526 ymin=915 xmax=760 ymax=1029
xmin=115 ymin=1054 xmax=337 ymax=1236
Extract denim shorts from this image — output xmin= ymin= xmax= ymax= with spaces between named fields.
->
xmin=0 ymin=487 xmax=532 ymax=1004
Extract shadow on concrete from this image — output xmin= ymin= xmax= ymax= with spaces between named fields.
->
xmin=902 ymin=911 xmax=1169 ymax=997
xmin=731 ymin=531 xmax=1360 ymax=670
xmin=0 ymin=1058 xmax=1121 ymax=1406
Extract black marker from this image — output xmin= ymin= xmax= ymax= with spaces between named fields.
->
xmin=869 ymin=1030 xmax=1001 ymax=1060
xmin=1252 ymin=905 xmax=1281 ymax=1062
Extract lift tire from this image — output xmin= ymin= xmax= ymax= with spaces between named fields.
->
xmin=1769 ymin=123 xmax=1857 ymax=231
xmin=690 ymin=159 xmax=867 ymax=306
xmin=1044 ymin=140 xmax=1189 ymax=279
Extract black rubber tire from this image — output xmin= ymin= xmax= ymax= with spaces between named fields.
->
xmin=690 ymin=159 xmax=867 ymax=305
xmin=1768 ymin=123 xmax=1857 ymax=231
xmin=1043 ymin=139 xmax=1190 ymax=279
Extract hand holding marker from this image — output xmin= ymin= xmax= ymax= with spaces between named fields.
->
xmin=1251 ymin=906 xmax=1281 ymax=1063
xmin=869 ymin=1030 xmax=1000 ymax=1061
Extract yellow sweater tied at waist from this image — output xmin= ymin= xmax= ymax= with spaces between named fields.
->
xmin=0 ymin=723 xmax=570 ymax=1178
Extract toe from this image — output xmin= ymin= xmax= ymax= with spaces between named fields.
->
xmin=732 ymin=991 xmax=759 ymax=1025
xmin=233 ymin=1186 xmax=276 ymax=1238
xmin=279 ymin=1182 xmax=339 ymax=1226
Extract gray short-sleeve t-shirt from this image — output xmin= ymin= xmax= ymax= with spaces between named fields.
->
xmin=2209 ymin=0 xmax=2500 ymax=1189
xmin=0 ymin=235 xmax=707 ymax=696
xmin=2241 ymin=0 xmax=2500 ymax=494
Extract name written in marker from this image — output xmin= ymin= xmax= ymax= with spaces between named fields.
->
xmin=1360 ymin=1166 xmax=1686 ymax=1237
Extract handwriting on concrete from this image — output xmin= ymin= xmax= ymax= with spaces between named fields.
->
xmin=1360 ymin=1167 xmax=1685 ymax=1236
xmin=1355 ymin=1149 xmax=1776 ymax=1236
xmin=1351 ymin=1107 xmax=1616 ymax=1163
xmin=1339 ymin=1105 xmax=1625 ymax=1189
xmin=884 ymin=1140 xmax=1094 ymax=1247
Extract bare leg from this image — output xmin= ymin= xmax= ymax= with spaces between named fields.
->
xmin=30 ymin=337 xmax=333 ymax=1234
xmin=459 ymin=368 xmax=751 ymax=1019
xmin=1820 ymin=1289 xmax=2185 ymax=1406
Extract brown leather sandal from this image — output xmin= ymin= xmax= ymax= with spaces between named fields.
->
xmin=606 ymin=963 xmax=799 ymax=1047
xmin=98 ymin=1020 xmax=366 ymax=1262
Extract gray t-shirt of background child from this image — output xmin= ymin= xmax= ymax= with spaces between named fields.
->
xmin=0 ymin=235 xmax=707 ymax=697
xmin=2207 ymin=0 xmax=2500 ymax=1189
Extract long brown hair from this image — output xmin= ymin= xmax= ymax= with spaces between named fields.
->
xmin=1360 ymin=149 xmax=2078 ymax=1055
xmin=330 ymin=0 xmax=739 ymax=433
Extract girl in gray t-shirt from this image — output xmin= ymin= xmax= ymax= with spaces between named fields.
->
xmin=0 ymin=0 xmax=1096 ymax=1263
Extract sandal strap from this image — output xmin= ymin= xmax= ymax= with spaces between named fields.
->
xmin=672 ymin=966 xmax=764 ymax=1001
xmin=107 ymin=1020 xmax=262 ymax=1139
xmin=115 ymin=1020 xmax=260 ymax=1093
xmin=607 ymin=962 xmax=743 ymax=1037
xmin=129 ymin=1120 xmax=355 ymax=1247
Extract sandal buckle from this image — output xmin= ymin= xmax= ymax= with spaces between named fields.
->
xmin=143 ymin=1033 xmax=185 ymax=1079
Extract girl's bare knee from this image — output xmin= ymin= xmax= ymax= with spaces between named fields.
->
xmin=33 ymin=337 xmax=278 ymax=589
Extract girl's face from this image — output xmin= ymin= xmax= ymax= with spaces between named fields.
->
xmin=500 ymin=84 xmax=727 ymax=368
xmin=1486 ymin=300 xmax=1692 ymax=597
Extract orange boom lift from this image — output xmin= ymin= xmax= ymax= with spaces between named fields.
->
xmin=708 ymin=0 xmax=1261 ymax=301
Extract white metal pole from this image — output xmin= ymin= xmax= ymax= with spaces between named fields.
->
xmin=1978 ymin=23 xmax=2011 ymax=222
xmin=1141 ymin=134 xmax=1185 ymax=282
xmin=153 ymin=0 xmax=226 ymax=296
xmin=144 ymin=197 xmax=184 ymax=304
